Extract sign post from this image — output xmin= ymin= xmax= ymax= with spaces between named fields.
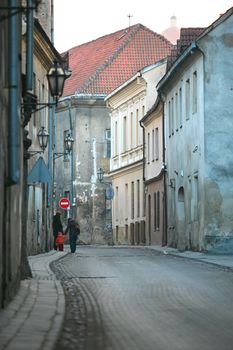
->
xmin=59 ymin=198 xmax=70 ymax=209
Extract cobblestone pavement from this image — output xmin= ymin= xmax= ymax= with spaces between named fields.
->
xmin=51 ymin=246 xmax=233 ymax=350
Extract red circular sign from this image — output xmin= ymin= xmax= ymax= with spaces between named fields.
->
xmin=59 ymin=198 xmax=70 ymax=209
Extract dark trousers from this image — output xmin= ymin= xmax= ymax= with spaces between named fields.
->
xmin=70 ymin=233 xmax=78 ymax=253
xmin=54 ymin=235 xmax=57 ymax=250
xmin=57 ymin=244 xmax=64 ymax=251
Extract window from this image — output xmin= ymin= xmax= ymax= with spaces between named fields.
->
xmin=114 ymin=121 xmax=118 ymax=156
xmin=115 ymin=186 xmax=119 ymax=221
xmin=123 ymin=116 xmax=127 ymax=152
xmin=41 ymin=83 xmax=45 ymax=125
xmin=168 ymin=100 xmax=172 ymax=137
xmin=131 ymin=181 xmax=134 ymax=219
xmin=125 ymin=183 xmax=128 ymax=219
xmin=192 ymin=71 xmax=197 ymax=114
xmin=154 ymin=192 xmax=157 ymax=230
xmin=147 ymin=132 xmax=150 ymax=163
xmin=175 ymin=92 xmax=178 ymax=131
xmin=105 ymin=129 xmax=111 ymax=158
xmin=193 ymin=175 xmax=199 ymax=221
xmin=137 ymin=180 xmax=140 ymax=218
xmin=142 ymin=184 xmax=146 ymax=217
xmin=157 ymin=191 xmax=160 ymax=229
xmin=130 ymin=111 xmax=134 ymax=149
xmin=155 ymin=128 xmax=159 ymax=160
xmin=171 ymin=97 xmax=174 ymax=134
xmin=179 ymin=88 xmax=183 ymax=127
xmin=136 ymin=108 xmax=139 ymax=145
xmin=64 ymin=130 xmax=70 ymax=160
xmin=152 ymin=129 xmax=155 ymax=160
xmin=185 ymin=78 xmax=190 ymax=120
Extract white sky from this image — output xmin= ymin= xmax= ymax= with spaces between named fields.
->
xmin=53 ymin=0 xmax=233 ymax=52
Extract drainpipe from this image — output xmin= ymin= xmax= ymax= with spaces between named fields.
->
xmin=68 ymin=100 xmax=74 ymax=216
xmin=8 ymin=0 xmax=20 ymax=184
xmin=26 ymin=0 xmax=33 ymax=92
xmin=139 ymin=120 xmax=145 ymax=182
xmin=47 ymin=98 xmax=54 ymax=212
xmin=161 ymin=96 xmax=167 ymax=246
xmin=50 ymin=0 xmax=54 ymax=43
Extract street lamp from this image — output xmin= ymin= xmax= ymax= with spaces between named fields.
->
xmin=97 ymin=167 xmax=104 ymax=182
xmin=28 ymin=126 xmax=49 ymax=156
xmin=37 ymin=126 xmax=49 ymax=151
xmin=64 ymin=134 xmax=74 ymax=153
xmin=23 ymin=60 xmax=67 ymax=116
xmin=47 ymin=60 xmax=66 ymax=106
xmin=54 ymin=133 xmax=74 ymax=159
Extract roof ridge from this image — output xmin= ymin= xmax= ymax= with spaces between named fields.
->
xmin=76 ymin=24 xmax=142 ymax=93
xmin=139 ymin=24 xmax=173 ymax=45
xmin=63 ymin=24 xmax=140 ymax=54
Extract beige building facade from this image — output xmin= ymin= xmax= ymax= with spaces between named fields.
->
xmin=141 ymin=98 xmax=167 ymax=245
xmin=106 ymin=60 xmax=167 ymax=245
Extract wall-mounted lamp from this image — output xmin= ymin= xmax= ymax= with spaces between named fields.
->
xmin=97 ymin=167 xmax=104 ymax=182
xmin=28 ymin=126 xmax=49 ymax=156
xmin=47 ymin=60 xmax=66 ymax=106
xmin=23 ymin=60 xmax=67 ymax=116
xmin=37 ymin=126 xmax=49 ymax=151
xmin=54 ymin=133 xmax=74 ymax=159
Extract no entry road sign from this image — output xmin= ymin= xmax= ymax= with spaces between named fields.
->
xmin=59 ymin=198 xmax=70 ymax=209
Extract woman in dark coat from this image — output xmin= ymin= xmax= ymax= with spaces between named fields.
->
xmin=53 ymin=212 xmax=63 ymax=250
xmin=65 ymin=218 xmax=80 ymax=253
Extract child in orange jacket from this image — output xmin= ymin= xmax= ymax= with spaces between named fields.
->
xmin=55 ymin=232 xmax=66 ymax=251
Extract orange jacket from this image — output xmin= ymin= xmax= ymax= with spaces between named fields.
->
xmin=56 ymin=233 xmax=65 ymax=244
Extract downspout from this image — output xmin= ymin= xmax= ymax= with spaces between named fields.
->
xmin=8 ymin=0 xmax=20 ymax=184
xmin=68 ymin=99 xmax=74 ymax=216
xmin=161 ymin=97 xmax=167 ymax=246
xmin=25 ymin=0 xmax=33 ymax=92
xmin=50 ymin=0 xmax=54 ymax=43
xmin=139 ymin=120 xmax=145 ymax=182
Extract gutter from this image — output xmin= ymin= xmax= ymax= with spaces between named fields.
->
xmin=26 ymin=0 xmax=33 ymax=91
xmin=162 ymin=100 xmax=167 ymax=246
xmin=105 ymin=58 xmax=167 ymax=102
xmin=139 ymin=120 xmax=146 ymax=182
xmin=157 ymin=42 xmax=198 ymax=91
xmin=8 ymin=0 xmax=20 ymax=184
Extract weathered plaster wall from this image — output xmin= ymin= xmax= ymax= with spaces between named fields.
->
xmin=55 ymin=98 xmax=112 ymax=244
xmin=199 ymin=14 xmax=233 ymax=251
xmin=165 ymin=52 xmax=205 ymax=251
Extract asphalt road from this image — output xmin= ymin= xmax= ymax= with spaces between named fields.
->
xmin=51 ymin=246 xmax=233 ymax=350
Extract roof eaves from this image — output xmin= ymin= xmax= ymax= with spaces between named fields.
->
xmin=197 ymin=7 xmax=233 ymax=42
xmin=141 ymin=94 xmax=162 ymax=123
xmin=157 ymin=42 xmax=198 ymax=92
xmin=60 ymin=93 xmax=107 ymax=102
xmin=105 ymin=71 xmax=141 ymax=101
xmin=105 ymin=57 xmax=168 ymax=102
xmin=78 ymin=24 xmax=142 ymax=93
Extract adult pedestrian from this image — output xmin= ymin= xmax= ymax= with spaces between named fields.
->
xmin=53 ymin=211 xmax=63 ymax=250
xmin=65 ymin=218 xmax=80 ymax=253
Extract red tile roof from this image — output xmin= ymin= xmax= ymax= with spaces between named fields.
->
xmin=167 ymin=27 xmax=205 ymax=69
xmin=62 ymin=24 xmax=173 ymax=97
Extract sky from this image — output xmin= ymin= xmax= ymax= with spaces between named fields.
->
xmin=53 ymin=0 xmax=233 ymax=53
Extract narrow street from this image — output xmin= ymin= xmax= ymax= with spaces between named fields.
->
xmin=51 ymin=246 xmax=233 ymax=350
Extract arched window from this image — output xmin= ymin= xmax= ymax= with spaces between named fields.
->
xmin=178 ymin=186 xmax=184 ymax=202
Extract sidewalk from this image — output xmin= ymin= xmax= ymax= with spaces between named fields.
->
xmin=148 ymin=245 xmax=233 ymax=269
xmin=0 ymin=246 xmax=232 ymax=350
xmin=0 ymin=250 xmax=68 ymax=350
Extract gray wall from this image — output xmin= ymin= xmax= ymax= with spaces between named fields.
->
xmin=0 ymin=2 xmax=23 ymax=308
xmin=199 ymin=14 xmax=233 ymax=250
xmin=55 ymin=97 xmax=112 ymax=244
